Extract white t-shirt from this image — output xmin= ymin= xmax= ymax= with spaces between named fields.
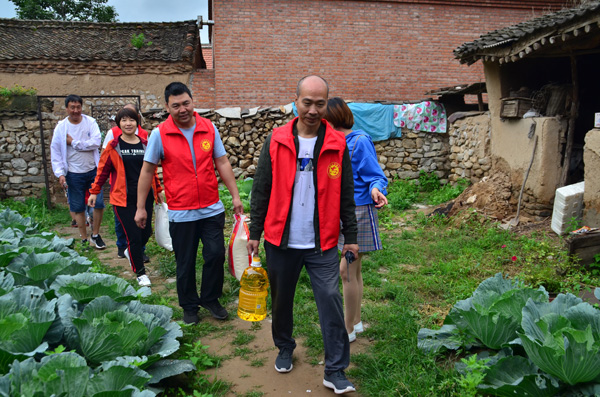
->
xmin=288 ymin=136 xmax=317 ymax=249
xmin=65 ymin=119 xmax=97 ymax=173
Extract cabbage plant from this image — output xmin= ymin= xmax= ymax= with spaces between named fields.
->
xmin=50 ymin=273 xmax=150 ymax=304
xmin=0 ymin=286 xmax=57 ymax=374
xmin=519 ymin=294 xmax=600 ymax=385
xmin=418 ymin=273 xmax=548 ymax=352
xmin=6 ymin=252 xmax=92 ymax=289
xmin=0 ymin=352 xmax=155 ymax=396
xmin=58 ymin=295 xmax=182 ymax=367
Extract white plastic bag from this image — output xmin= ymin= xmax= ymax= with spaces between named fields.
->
xmin=155 ymin=202 xmax=173 ymax=251
xmin=228 ymin=213 xmax=251 ymax=280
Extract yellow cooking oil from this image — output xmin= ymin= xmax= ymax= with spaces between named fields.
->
xmin=237 ymin=256 xmax=269 ymax=321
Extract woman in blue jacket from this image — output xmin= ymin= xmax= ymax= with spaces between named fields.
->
xmin=325 ymin=97 xmax=388 ymax=343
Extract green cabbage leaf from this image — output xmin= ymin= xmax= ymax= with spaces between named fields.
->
xmin=519 ymin=294 xmax=600 ymax=385
xmin=50 ymin=273 xmax=150 ymax=304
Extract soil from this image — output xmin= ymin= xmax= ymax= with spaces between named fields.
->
xmin=448 ymin=173 xmax=514 ymax=221
xmin=55 ymin=222 xmax=370 ymax=397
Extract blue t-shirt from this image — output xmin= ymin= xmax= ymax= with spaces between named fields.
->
xmin=145 ymin=123 xmax=227 ymax=222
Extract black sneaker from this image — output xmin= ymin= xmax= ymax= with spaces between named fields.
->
xmin=90 ymin=234 xmax=106 ymax=250
xmin=143 ymin=253 xmax=150 ymax=263
xmin=117 ymin=247 xmax=126 ymax=258
xmin=183 ymin=310 xmax=199 ymax=325
xmin=275 ymin=347 xmax=293 ymax=373
xmin=81 ymin=239 xmax=89 ymax=249
xmin=323 ymin=370 xmax=355 ymax=394
xmin=200 ymin=300 xmax=228 ymax=320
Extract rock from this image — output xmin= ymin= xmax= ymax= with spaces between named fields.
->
xmin=11 ymin=158 xmax=27 ymax=171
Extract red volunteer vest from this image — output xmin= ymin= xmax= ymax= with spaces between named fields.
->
xmin=159 ymin=113 xmax=219 ymax=210
xmin=264 ymin=118 xmax=346 ymax=250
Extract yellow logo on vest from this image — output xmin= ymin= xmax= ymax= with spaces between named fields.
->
xmin=327 ymin=162 xmax=341 ymax=179
xmin=201 ymin=139 xmax=212 ymax=152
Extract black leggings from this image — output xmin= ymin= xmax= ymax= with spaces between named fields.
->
xmin=114 ymin=194 xmax=153 ymax=276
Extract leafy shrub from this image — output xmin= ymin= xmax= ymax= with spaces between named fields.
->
xmin=220 ymin=177 xmax=253 ymax=214
xmin=387 ymin=179 xmax=419 ymax=211
xmin=130 ymin=33 xmax=153 ymax=49
xmin=0 ymin=84 xmax=37 ymax=99
xmin=426 ymin=178 xmax=470 ymax=206
xmin=418 ymin=169 xmax=440 ymax=192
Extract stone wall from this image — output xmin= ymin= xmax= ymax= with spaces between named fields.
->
xmin=0 ymin=109 xmax=50 ymax=199
xmin=1 ymin=98 xmax=491 ymax=202
xmin=447 ymin=113 xmax=492 ymax=184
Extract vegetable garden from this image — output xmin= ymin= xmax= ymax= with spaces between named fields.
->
xmin=2 ymin=173 xmax=600 ymax=396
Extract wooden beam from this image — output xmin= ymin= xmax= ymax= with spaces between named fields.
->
xmin=559 ymin=54 xmax=579 ymax=187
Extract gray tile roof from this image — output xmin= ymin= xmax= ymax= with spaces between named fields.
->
xmin=0 ymin=18 xmax=198 ymax=63
xmin=454 ymin=2 xmax=600 ymax=65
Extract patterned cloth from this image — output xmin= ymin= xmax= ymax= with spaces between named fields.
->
xmin=393 ymin=101 xmax=447 ymax=133
xmin=338 ymin=204 xmax=382 ymax=252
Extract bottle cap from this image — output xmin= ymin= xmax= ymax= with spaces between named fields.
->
xmin=251 ymin=256 xmax=261 ymax=266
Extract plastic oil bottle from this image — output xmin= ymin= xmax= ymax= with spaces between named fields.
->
xmin=237 ymin=256 xmax=269 ymax=321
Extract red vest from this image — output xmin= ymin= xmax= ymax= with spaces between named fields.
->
xmin=264 ymin=118 xmax=346 ymax=250
xmin=159 ymin=113 xmax=219 ymax=210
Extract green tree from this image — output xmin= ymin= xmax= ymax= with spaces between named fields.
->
xmin=9 ymin=0 xmax=118 ymax=22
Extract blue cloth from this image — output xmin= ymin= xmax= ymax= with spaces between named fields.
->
xmin=348 ymin=103 xmax=401 ymax=141
xmin=346 ymin=130 xmax=388 ymax=206
xmin=291 ymin=102 xmax=401 ymax=141
xmin=145 ymin=122 xmax=226 ymax=223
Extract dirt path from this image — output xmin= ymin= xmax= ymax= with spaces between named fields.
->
xmin=55 ymin=222 xmax=368 ymax=396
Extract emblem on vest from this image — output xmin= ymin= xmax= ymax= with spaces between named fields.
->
xmin=201 ymin=139 xmax=212 ymax=152
xmin=327 ymin=162 xmax=341 ymax=179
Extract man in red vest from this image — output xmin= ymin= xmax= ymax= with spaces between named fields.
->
xmin=135 ymin=82 xmax=243 ymax=325
xmin=247 ymin=75 xmax=358 ymax=394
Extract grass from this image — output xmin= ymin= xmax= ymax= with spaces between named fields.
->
xmin=3 ymin=174 xmax=595 ymax=396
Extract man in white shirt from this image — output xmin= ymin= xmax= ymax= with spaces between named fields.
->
xmin=50 ymin=95 xmax=106 ymax=249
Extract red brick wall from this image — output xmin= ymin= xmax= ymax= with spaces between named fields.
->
xmin=190 ymin=69 xmax=216 ymax=109
xmin=202 ymin=45 xmax=214 ymax=69
xmin=201 ymin=0 xmax=568 ymax=107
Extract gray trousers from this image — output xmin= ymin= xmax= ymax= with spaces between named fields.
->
xmin=265 ymin=242 xmax=350 ymax=374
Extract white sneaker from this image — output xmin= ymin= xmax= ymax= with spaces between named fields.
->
xmin=354 ymin=321 xmax=364 ymax=334
xmin=348 ymin=329 xmax=356 ymax=343
xmin=124 ymin=248 xmax=130 ymax=262
xmin=137 ymin=274 xmax=151 ymax=287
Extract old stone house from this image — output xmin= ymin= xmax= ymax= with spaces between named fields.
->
xmin=193 ymin=0 xmax=569 ymax=108
xmin=453 ymin=1 xmax=600 ymax=224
